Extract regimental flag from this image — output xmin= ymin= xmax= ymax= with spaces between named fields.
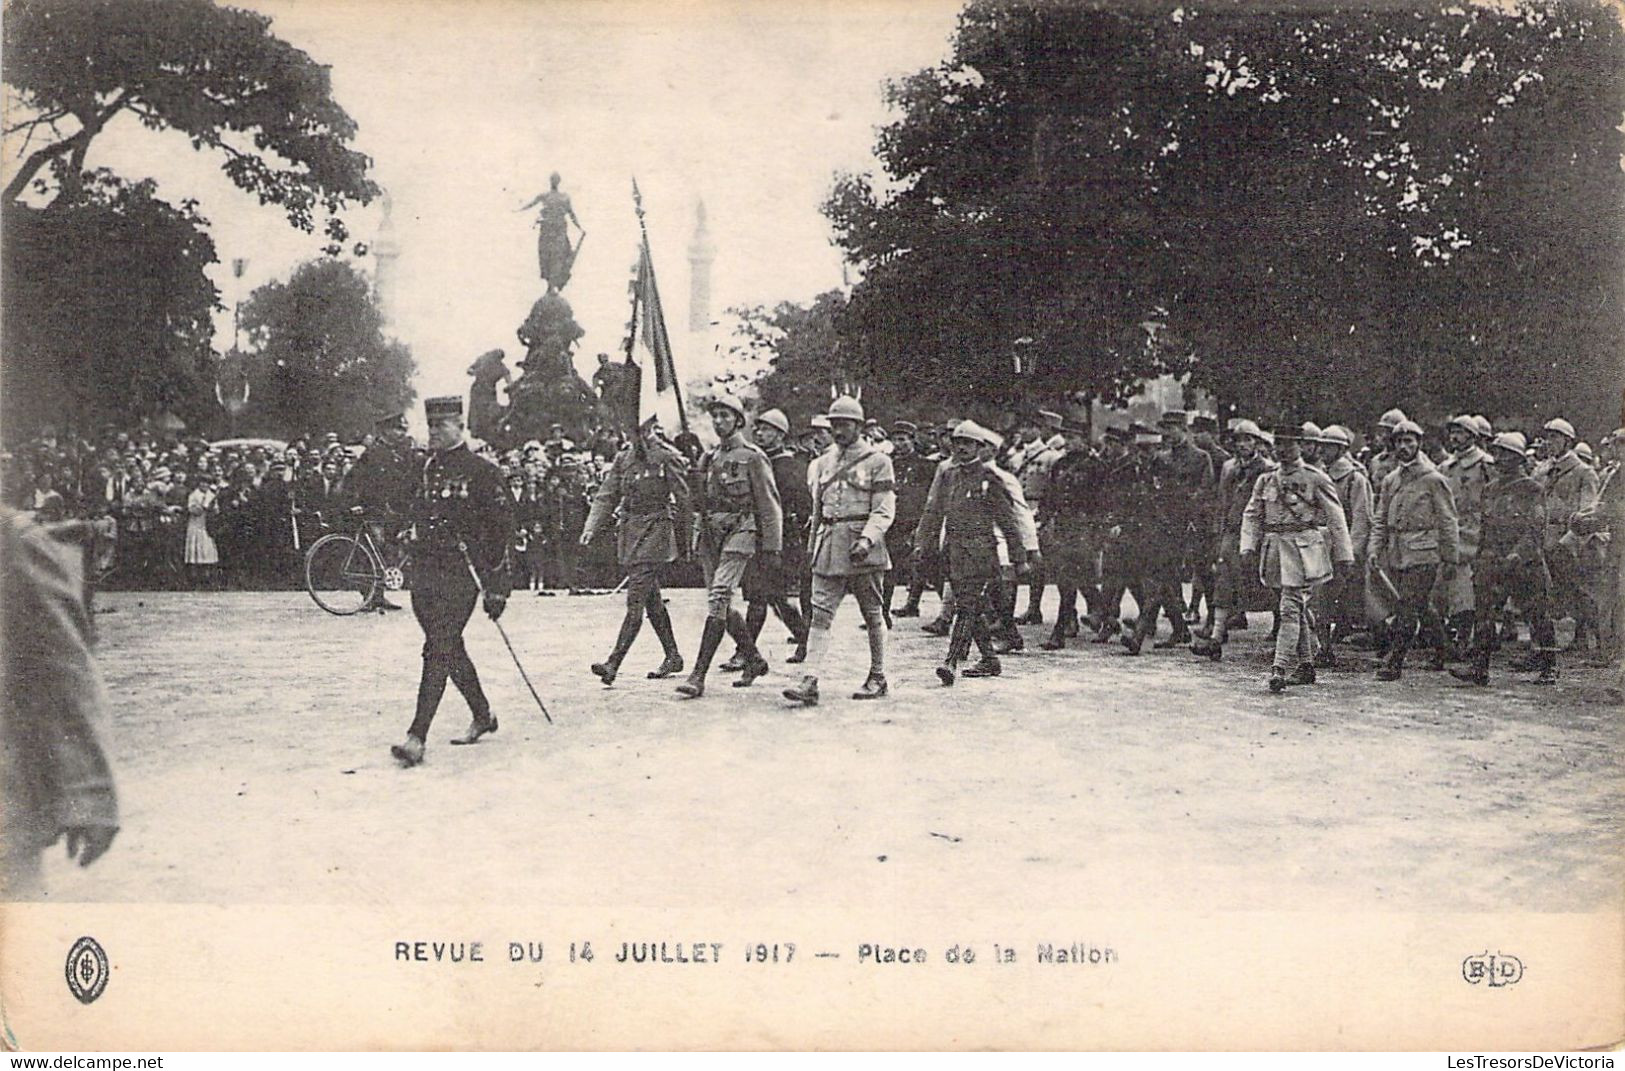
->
xmin=635 ymin=241 xmax=680 ymax=397
xmin=622 ymin=178 xmax=688 ymax=433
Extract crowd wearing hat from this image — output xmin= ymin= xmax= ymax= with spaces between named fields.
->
xmin=0 ymin=418 xmax=632 ymax=593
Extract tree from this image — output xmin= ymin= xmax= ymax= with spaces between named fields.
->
xmin=825 ymin=1 xmax=1625 ymax=432
xmin=3 ymin=0 xmax=378 ymax=246
xmin=1 ymin=171 xmax=218 ymax=435
xmin=237 ymin=259 xmax=415 ymax=438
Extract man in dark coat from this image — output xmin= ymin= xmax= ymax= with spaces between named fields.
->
xmin=1124 ymin=411 xmax=1211 ymax=653
xmin=1038 ymin=421 xmax=1108 ymax=650
xmin=2 ymin=507 xmax=119 ymax=897
xmin=391 ymin=396 xmax=514 ymax=767
xmin=347 ymin=412 xmax=419 ymax=610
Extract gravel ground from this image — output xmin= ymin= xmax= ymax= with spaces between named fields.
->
xmin=41 ymin=589 xmax=1623 ymax=911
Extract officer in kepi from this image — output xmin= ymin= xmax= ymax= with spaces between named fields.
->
xmin=391 ymin=395 xmax=515 ymax=767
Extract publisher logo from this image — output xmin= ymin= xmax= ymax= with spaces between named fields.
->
xmin=66 ymin=936 xmax=109 ymax=1004
xmin=1462 ymin=951 xmax=1524 ymax=988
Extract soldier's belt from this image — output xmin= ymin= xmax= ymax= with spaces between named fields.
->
xmin=821 ymin=514 xmax=871 ymax=523
xmin=1265 ymin=522 xmax=1317 ymax=532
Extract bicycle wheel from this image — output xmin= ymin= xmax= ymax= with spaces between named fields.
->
xmin=305 ymin=533 xmax=382 ymax=616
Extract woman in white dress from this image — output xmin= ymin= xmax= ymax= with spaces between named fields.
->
xmin=183 ymin=472 xmax=220 ymax=588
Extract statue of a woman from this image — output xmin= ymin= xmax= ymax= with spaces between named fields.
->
xmin=519 ymin=172 xmax=584 ymax=291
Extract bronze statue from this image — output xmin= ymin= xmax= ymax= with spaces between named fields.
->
xmin=519 ymin=172 xmax=584 ymax=291
xmin=465 ymin=349 xmax=511 ymax=443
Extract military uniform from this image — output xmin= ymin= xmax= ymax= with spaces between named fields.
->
xmin=785 ymin=417 xmax=896 ymax=702
xmin=1037 ymin=442 xmax=1108 ymax=649
xmin=1124 ymin=434 xmax=1211 ymax=652
xmin=740 ymin=446 xmax=810 ymax=655
xmin=1316 ymin=452 xmax=1373 ymax=654
xmin=581 ymin=437 xmax=691 ymax=682
xmin=889 ymin=441 xmax=939 ymax=615
xmin=1540 ymin=447 xmax=1600 ymax=632
xmin=1096 ymin=443 xmax=1149 ymax=640
xmin=1439 ymin=441 xmax=1493 ymax=627
xmin=1368 ymin=449 xmax=1460 ymax=677
xmin=915 ymin=427 xmax=1027 ymax=681
xmin=1240 ymin=449 xmax=1354 ymax=684
xmin=394 ymin=401 xmax=513 ymax=763
xmin=1454 ymin=450 xmax=1555 ymax=683
xmin=678 ymin=419 xmax=783 ymax=696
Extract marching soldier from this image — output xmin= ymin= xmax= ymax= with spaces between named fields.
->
xmin=976 ymin=430 xmax=1039 ymax=653
xmin=1014 ymin=410 xmax=1064 ymax=624
xmin=729 ymin=408 xmax=810 ymax=666
xmin=1367 ymin=408 xmax=1409 ymax=499
xmin=887 ymin=420 xmax=938 ymax=619
xmin=1188 ymin=414 xmax=1230 ymax=631
xmin=580 ymin=416 xmax=691 ymax=685
xmin=677 ymin=393 xmax=783 ymax=698
xmin=1038 ymin=420 xmax=1108 ymax=650
xmin=1191 ymin=420 xmax=1276 ymax=660
xmin=1449 ymin=432 xmax=1558 ymax=686
xmin=1535 ymin=417 xmax=1600 ymax=650
xmin=1311 ymin=424 xmax=1372 ymax=664
xmin=391 ymin=396 xmax=514 ymax=767
xmin=1438 ymin=414 xmax=1493 ymax=656
xmin=914 ymin=422 xmax=1027 ymax=684
xmin=1367 ymin=418 xmax=1460 ymax=681
xmin=1093 ymin=426 xmax=1144 ymax=643
xmin=1122 ymin=413 xmax=1209 ymax=654
xmin=1239 ymin=425 xmax=1355 ymax=692
xmin=784 ymin=396 xmax=896 ymax=704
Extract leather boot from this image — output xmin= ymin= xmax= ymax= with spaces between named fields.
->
xmin=1534 ymin=650 xmax=1558 ymax=686
xmin=851 ymin=673 xmax=888 ymax=700
xmin=961 ymin=657 xmax=1002 ymax=678
xmin=1190 ymin=636 xmax=1222 ymax=662
xmin=1287 ymin=663 xmax=1317 ymax=686
xmin=391 ymin=734 xmax=426 ymax=767
xmin=782 ymin=675 xmax=819 ymax=705
xmin=450 ymin=713 xmax=498 ymax=745
xmin=1040 ymin=624 xmax=1067 ymax=651
xmin=1376 ymin=647 xmax=1405 ymax=681
xmin=647 ymin=653 xmax=685 ymax=679
xmin=676 ymin=617 xmax=726 ymax=698
xmin=733 ymin=654 xmax=770 ymax=687
xmin=1449 ymin=650 xmax=1490 ymax=686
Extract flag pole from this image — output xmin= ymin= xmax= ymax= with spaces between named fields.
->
xmin=631 ymin=177 xmax=689 ymax=432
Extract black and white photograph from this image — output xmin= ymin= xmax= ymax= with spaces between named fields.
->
xmin=1 ymin=0 xmax=1622 ymax=1052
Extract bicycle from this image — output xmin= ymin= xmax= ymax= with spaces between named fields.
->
xmin=304 ymin=508 xmax=411 ymax=616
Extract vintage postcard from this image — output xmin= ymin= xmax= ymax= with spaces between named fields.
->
xmin=1 ymin=0 xmax=1621 ymax=1051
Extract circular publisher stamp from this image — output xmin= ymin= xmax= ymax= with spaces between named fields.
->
xmin=66 ymin=936 xmax=109 ymax=1004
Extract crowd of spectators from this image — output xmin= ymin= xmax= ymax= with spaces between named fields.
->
xmin=0 ymin=422 xmax=632 ymax=592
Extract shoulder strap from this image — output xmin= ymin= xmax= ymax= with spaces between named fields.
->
xmin=815 ymin=451 xmax=871 ymax=507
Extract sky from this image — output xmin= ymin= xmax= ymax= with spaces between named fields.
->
xmin=42 ymin=0 xmax=966 ymax=402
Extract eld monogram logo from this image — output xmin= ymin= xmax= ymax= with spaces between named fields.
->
xmin=66 ymin=936 xmax=110 ymax=1004
xmin=1462 ymin=951 xmax=1524 ymax=988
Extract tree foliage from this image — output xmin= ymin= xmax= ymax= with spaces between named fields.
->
xmin=1 ymin=171 xmax=218 ymax=435
xmin=3 ymin=0 xmax=378 ymax=246
xmin=237 ymin=259 xmax=415 ymax=438
xmin=827 ymin=0 xmax=1625 ymax=431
